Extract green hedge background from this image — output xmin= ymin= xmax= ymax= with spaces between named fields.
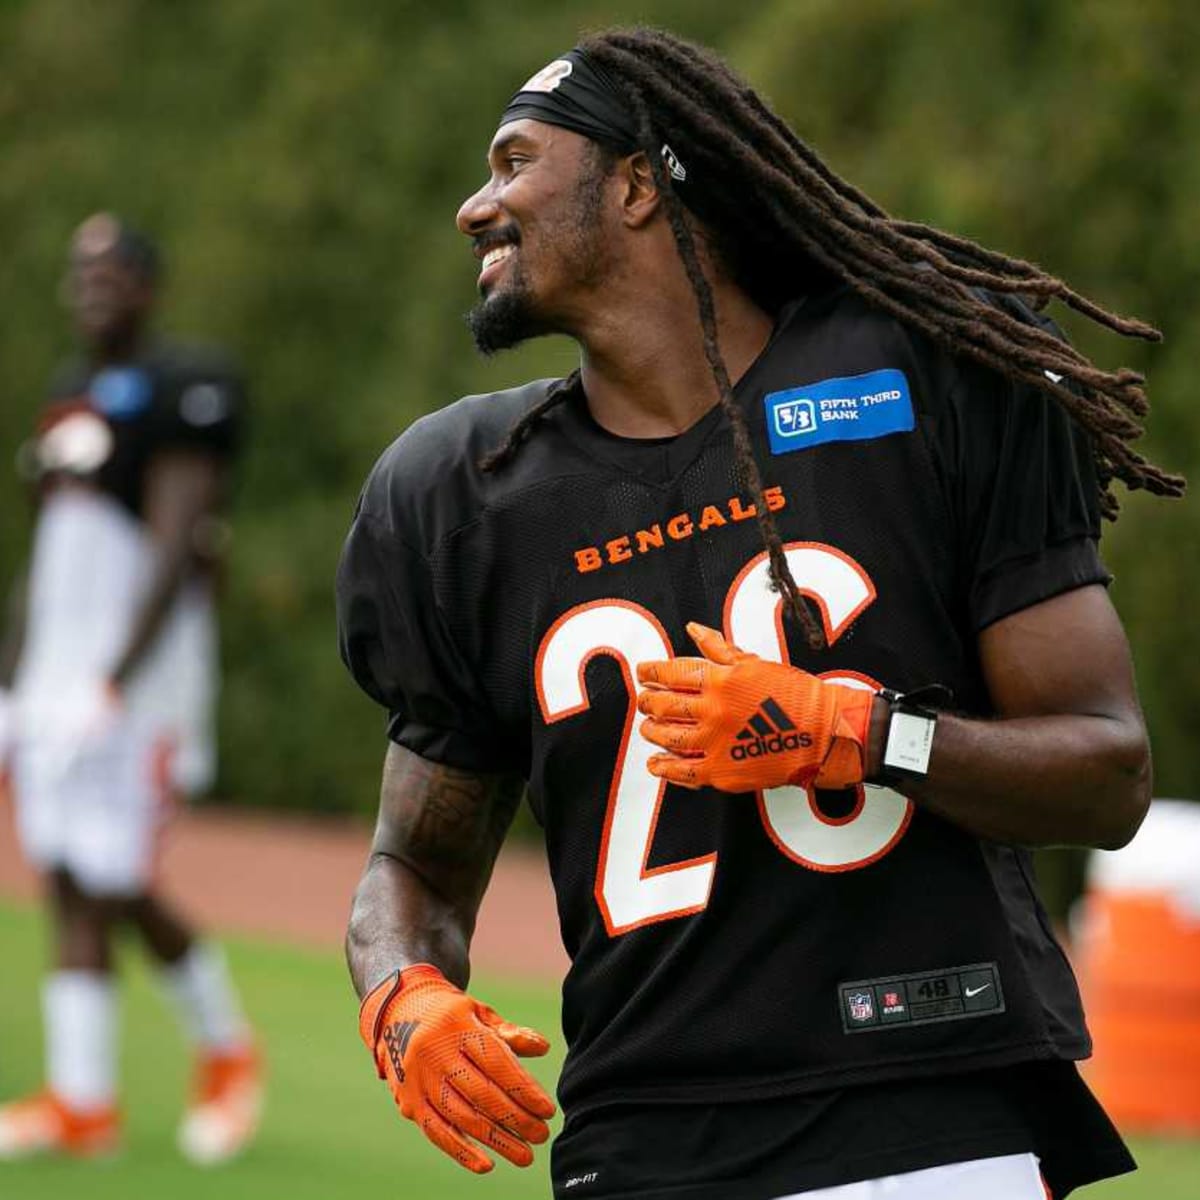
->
xmin=1 ymin=1 xmax=1195 ymax=816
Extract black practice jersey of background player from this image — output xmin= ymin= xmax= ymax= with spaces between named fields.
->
xmin=31 ymin=339 xmax=241 ymax=508
xmin=337 ymin=285 xmax=1112 ymax=1145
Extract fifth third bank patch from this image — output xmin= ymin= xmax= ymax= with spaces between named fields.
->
xmin=765 ymin=368 xmax=913 ymax=455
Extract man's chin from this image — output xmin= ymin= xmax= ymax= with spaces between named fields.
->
xmin=465 ymin=290 xmax=547 ymax=357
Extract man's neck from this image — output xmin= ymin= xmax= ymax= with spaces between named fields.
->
xmin=576 ymin=275 xmax=774 ymax=440
xmin=85 ymin=325 xmax=148 ymax=368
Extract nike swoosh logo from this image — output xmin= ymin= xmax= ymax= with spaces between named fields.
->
xmin=964 ymin=983 xmax=992 ymax=998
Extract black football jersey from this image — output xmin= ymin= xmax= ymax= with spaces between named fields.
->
xmin=337 ymin=285 xmax=1109 ymax=1120
xmin=30 ymin=338 xmax=241 ymax=515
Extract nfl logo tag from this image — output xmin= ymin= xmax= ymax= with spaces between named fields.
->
xmin=848 ymin=991 xmax=874 ymax=1022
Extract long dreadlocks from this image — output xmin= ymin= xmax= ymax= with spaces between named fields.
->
xmin=481 ymin=27 xmax=1184 ymax=651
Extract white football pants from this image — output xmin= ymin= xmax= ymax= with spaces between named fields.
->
xmin=777 ymin=1152 xmax=1047 ymax=1199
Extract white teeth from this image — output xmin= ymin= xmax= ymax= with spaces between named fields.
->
xmin=482 ymin=245 xmax=516 ymax=271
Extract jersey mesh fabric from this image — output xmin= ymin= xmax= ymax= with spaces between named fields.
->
xmin=550 ymin=1060 xmax=1133 ymax=1200
xmin=337 ymin=287 xmax=1110 ymax=1124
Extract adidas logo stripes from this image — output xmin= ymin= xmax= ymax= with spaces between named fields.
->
xmin=731 ymin=697 xmax=813 ymax=760
xmin=383 ymin=1019 xmax=420 ymax=1082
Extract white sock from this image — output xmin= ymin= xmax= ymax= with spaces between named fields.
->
xmin=161 ymin=943 xmax=250 ymax=1052
xmin=43 ymin=971 xmax=117 ymax=1111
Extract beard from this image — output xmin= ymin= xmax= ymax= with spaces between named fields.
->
xmin=465 ymin=266 xmax=548 ymax=356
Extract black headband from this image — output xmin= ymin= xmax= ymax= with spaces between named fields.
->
xmin=498 ymin=49 xmax=690 ymax=188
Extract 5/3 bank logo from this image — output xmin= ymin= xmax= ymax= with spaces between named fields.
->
xmin=765 ymin=368 xmax=914 ymax=456
xmin=773 ymin=397 xmax=817 ymax=439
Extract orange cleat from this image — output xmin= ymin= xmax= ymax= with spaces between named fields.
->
xmin=178 ymin=1044 xmax=264 ymax=1165
xmin=0 ymin=1090 xmax=120 ymax=1159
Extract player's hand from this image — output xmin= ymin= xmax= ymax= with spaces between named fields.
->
xmin=636 ymin=622 xmax=875 ymax=791
xmin=32 ymin=679 xmax=124 ymax=786
xmin=58 ymin=678 xmax=122 ymax=751
xmin=49 ymin=679 xmax=122 ymax=741
xmin=359 ymin=964 xmax=556 ymax=1174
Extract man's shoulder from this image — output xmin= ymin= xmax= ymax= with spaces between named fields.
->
xmin=43 ymin=339 xmax=243 ymax=403
xmin=793 ymin=283 xmax=1070 ymax=419
xmin=357 ymin=378 xmax=565 ymax=552
xmin=386 ymin=377 xmax=562 ymax=467
xmin=785 ymin=284 xmax=936 ymax=375
xmin=801 ymin=278 xmax=1062 ymax=336
xmin=147 ymin=337 xmax=244 ymax=390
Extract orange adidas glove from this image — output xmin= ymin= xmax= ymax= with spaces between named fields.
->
xmin=636 ymin=622 xmax=876 ymax=792
xmin=359 ymin=964 xmax=556 ymax=1174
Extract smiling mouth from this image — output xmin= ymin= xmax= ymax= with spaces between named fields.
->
xmin=481 ymin=244 xmax=516 ymax=272
xmin=477 ymin=243 xmax=518 ymax=294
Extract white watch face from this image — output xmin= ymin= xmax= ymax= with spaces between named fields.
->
xmin=883 ymin=710 xmax=936 ymax=775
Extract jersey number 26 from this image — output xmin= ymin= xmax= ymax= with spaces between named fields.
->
xmin=535 ymin=542 xmax=912 ymax=937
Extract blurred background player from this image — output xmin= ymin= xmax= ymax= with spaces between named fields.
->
xmin=0 ymin=213 xmax=261 ymax=1163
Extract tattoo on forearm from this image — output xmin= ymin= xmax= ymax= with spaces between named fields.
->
xmin=374 ymin=747 xmax=524 ymax=907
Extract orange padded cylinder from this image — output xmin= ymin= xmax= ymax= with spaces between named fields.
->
xmin=1075 ymin=802 xmax=1200 ymax=1134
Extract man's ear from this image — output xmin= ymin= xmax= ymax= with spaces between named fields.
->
xmin=617 ymin=151 xmax=662 ymax=229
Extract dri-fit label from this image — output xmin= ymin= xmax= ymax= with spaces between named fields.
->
xmin=764 ymin=368 xmax=914 ymax=455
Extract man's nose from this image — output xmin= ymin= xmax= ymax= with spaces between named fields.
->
xmin=456 ymin=182 xmax=501 ymax=237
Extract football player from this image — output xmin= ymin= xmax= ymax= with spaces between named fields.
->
xmin=337 ymin=29 xmax=1182 ymax=1199
xmin=0 ymin=214 xmax=261 ymax=1163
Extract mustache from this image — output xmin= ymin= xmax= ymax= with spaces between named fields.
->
xmin=473 ymin=226 xmax=521 ymax=256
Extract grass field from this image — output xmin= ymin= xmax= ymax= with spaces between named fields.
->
xmin=1 ymin=902 xmax=1197 ymax=1199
